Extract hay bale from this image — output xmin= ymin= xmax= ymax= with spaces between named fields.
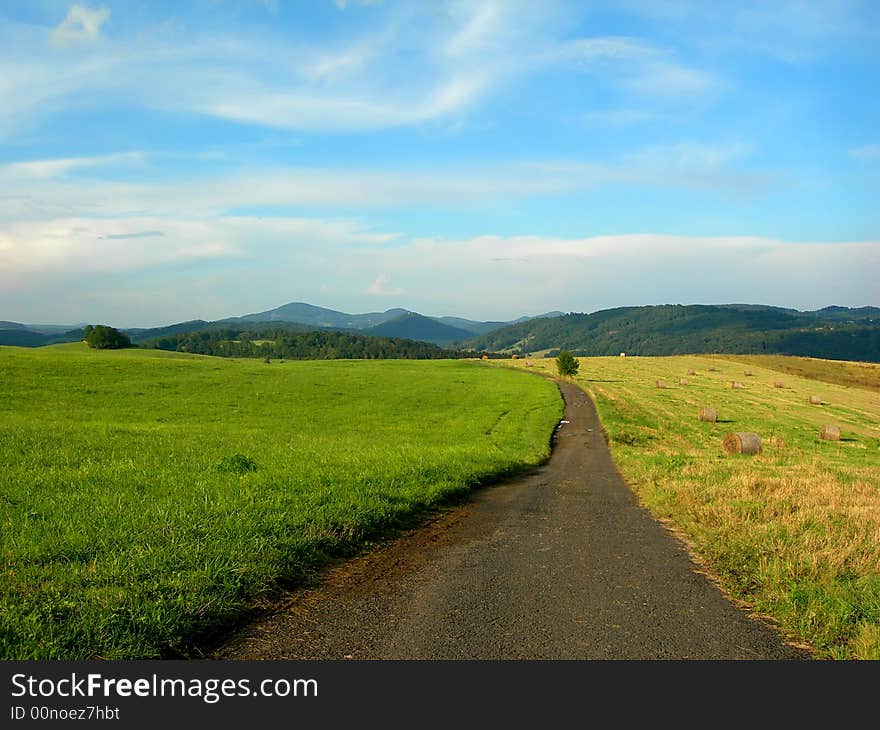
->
xmin=744 ymin=369 xmax=754 ymax=376
xmin=809 ymin=395 xmax=822 ymax=405
xmin=699 ymin=407 xmax=717 ymax=423
xmin=511 ymin=354 xmax=519 ymax=360
xmin=774 ymin=382 xmax=785 ymax=388
xmin=480 ymin=354 xmax=489 ymax=361
xmin=723 ymin=432 xmax=762 ymax=455
xmin=620 ymin=352 xmax=626 ymax=357
xmin=731 ymin=381 xmax=744 ymax=389
xmin=679 ymin=378 xmax=688 ymax=385
xmin=708 ymin=366 xmax=719 ymax=372
xmin=655 ymin=380 xmax=667 ymax=389
xmin=819 ymin=424 xmax=841 ymax=441
xmin=686 ymin=369 xmax=697 ymax=376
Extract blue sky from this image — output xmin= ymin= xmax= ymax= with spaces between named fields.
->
xmin=0 ymin=0 xmax=877 ymax=327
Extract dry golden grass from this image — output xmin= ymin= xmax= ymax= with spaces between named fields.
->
xmin=717 ymin=354 xmax=880 ymax=393
xmin=500 ymin=354 xmax=880 ymax=659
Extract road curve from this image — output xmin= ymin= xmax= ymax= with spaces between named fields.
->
xmin=216 ymin=380 xmax=809 ymax=660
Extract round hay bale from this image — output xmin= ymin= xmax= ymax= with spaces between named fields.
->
xmin=686 ymin=369 xmax=697 ymax=376
xmin=679 ymin=377 xmax=688 ymax=385
xmin=744 ymin=369 xmax=754 ymax=376
xmin=655 ymin=380 xmax=667 ymax=389
xmin=699 ymin=407 xmax=717 ymax=423
xmin=511 ymin=354 xmax=519 ymax=360
xmin=809 ymin=395 xmax=822 ymax=405
xmin=774 ymin=382 xmax=786 ymax=388
xmin=731 ymin=381 xmax=744 ymax=389
xmin=708 ymin=366 xmax=719 ymax=372
xmin=723 ymin=432 xmax=762 ymax=455
xmin=819 ymin=424 xmax=841 ymax=441
xmin=480 ymin=354 xmax=489 ymax=360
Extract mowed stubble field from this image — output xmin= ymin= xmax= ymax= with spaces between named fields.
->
xmin=0 ymin=344 xmax=561 ymax=659
xmin=503 ymin=354 xmax=880 ymax=659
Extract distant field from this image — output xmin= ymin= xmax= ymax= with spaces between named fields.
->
xmin=504 ymin=355 xmax=880 ymax=659
xmin=0 ymin=344 xmax=561 ymax=659
xmin=715 ymin=354 xmax=880 ymax=393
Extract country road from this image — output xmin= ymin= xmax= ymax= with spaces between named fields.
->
xmin=216 ymin=380 xmax=809 ymax=660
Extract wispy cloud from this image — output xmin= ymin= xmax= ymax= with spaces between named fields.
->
xmin=617 ymin=0 xmax=880 ymax=64
xmin=0 ymin=152 xmax=142 ymax=180
xmin=849 ymin=144 xmax=880 ymax=162
xmin=0 ymin=3 xmax=721 ymax=138
xmin=0 ymin=140 xmax=772 ymax=222
xmin=101 ymin=230 xmax=165 ymax=240
xmin=366 ymin=273 xmax=403 ymax=296
xmin=49 ymin=4 xmax=110 ymax=47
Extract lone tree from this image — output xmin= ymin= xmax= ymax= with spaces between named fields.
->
xmin=84 ymin=324 xmax=131 ymax=350
xmin=555 ymin=350 xmax=579 ymax=377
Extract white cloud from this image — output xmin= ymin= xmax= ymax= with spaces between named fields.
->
xmin=2 ymin=219 xmax=876 ymax=324
xmin=0 ymin=2 xmax=722 ymax=138
xmin=0 ymin=152 xmax=142 ymax=180
xmin=49 ymin=4 xmax=110 ymax=46
xmin=366 ymin=273 xmax=404 ymax=296
xmin=849 ymin=144 xmax=880 ymax=162
xmin=0 ymin=215 xmax=396 ymax=289
xmin=0 ymin=142 xmax=773 ymax=223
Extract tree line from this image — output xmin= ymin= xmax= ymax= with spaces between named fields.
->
xmin=141 ymin=327 xmax=477 ymax=360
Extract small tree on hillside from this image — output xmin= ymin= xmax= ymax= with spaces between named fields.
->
xmin=84 ymin=324 xmax=131 ymax=350
xmin=555 ymin=350 xmax=579 ymax=377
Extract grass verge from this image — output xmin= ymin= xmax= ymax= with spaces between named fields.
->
xmin=0 ymin=344 xmax=561 ymax=658
xmin=503 ymin=354 xmax=880 ymax=659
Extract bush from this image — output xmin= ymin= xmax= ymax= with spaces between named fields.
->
xmin=83 ymin=325 xmax=131 ymax=350
xmin=555 ymin=350 xmax=579 ymax=377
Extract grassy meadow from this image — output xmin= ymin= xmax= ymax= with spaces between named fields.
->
xmin=715 ymin=354 xmax=880 ymax=393
xmin=0 ymin=344 xmax=561 ymax=659
xmin=505 ymin=355 xmax=880 ymax=659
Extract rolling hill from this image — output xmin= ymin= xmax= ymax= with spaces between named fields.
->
xmin=362 ymin=312 xmax=474 ymax=344
xmin=0 ymin=302 xmax=562 ymax=348
xmin=463 ymin=304 xmax=880 ymax=362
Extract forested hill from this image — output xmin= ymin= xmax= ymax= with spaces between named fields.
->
xmin=463 ymin=304 xmax=880 ymax=362
xmin=142 ymin=327 xmax=469 ymax=360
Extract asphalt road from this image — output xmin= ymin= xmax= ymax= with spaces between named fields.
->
xmin=217 ymin=380 xmax=809 ymax=660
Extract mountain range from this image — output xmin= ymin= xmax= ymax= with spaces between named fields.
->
xmin=0 ymin=303 xmax=564 ymax=348
xmin=463 ymin=304 xmax=880 ymax=362
xmin=1 ymin=302 xmax=878 ymax=362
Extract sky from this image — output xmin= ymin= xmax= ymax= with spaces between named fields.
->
xmin=0 ymin=0 xmax=878 ymax=327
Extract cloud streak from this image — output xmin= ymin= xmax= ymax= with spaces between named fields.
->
xmin=49 ymin=4 xmax=110 ymax=47
xmin=0 ymin=2 xmax=721 ymax=137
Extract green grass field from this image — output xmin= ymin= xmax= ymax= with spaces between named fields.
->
xmin=0 ymin=344 xmax=561 ymax=659
xmin=506 ymin=355 xmax=880 ymax=659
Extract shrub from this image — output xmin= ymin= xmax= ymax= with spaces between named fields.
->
xmin=555 ymin=350 xmax=579 ymax=377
